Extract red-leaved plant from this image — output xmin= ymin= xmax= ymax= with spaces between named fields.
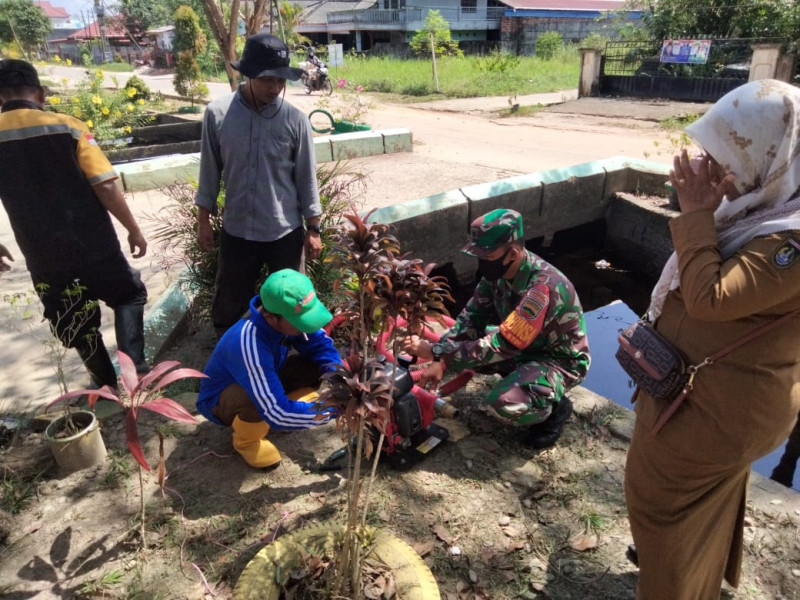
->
xmin=47 ymin=350 xmax=207 ymax=547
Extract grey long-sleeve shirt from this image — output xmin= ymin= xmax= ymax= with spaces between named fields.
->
xmin=194 ymin=88 xmax=321 ymax=242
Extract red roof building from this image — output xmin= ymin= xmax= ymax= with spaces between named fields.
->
xmin=33 ymin=1 xmax=69 ymax=20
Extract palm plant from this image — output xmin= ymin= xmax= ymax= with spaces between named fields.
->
xmin=48 ymin=351 xmax=206 ymax=548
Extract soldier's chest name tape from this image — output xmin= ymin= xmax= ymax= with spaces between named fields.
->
xmin=499 ymin=286 xmax=549 ymax=349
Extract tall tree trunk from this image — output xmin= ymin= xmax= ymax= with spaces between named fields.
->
xmin=199 ymin=0 xmax=239 ymax=90
xmin=245 ymin=0 xmax=268 ymax=36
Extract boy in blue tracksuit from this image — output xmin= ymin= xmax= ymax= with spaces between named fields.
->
xmin=197 ymin=269 xmax=341 ymax=467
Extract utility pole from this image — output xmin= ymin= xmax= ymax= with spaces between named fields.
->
xmin=94 ymin=0 xmax=109 ymax=62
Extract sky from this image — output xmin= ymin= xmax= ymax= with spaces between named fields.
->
xmin=48 ymin=0 xmax=107 ymax=26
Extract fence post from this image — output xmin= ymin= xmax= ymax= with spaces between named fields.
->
xmin=775 ymin=52 xmax=797 ymax=84
xmin=748 ymin=43 xmax=782 ymax=82
xmin=578 ymin=48 xmax=602 ymax=97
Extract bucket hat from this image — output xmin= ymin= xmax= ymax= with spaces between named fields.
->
xmin=461 ymin=209 xmax=525 ymax=258
xmin=0 ymin=59 xmax=41 ymax=88
xmin=260 ymin=270 xmax=333 ymax=333
xmin=231 ymin=32 xmax=303 ymax=81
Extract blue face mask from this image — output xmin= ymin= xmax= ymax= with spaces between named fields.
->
xmin=478 ymin=249 xmax=510 ymax=281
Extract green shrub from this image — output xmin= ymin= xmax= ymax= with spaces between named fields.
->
xmin=124 ymin=75 xmax=151 ymax=101
xmin=474 ymin=49 xmax=521 ymax=75
xmin=173 ymin=5 xmax=208 ymax=106
xmin=580 ymin=33 xmax=611 ymax=53
xmin=536 ymin=32 xmax=563 ymax=60
xmin=409 ymin=10 xmax=463 ymax=58
xmin=46 ymin=68 xmax=153 ymax=143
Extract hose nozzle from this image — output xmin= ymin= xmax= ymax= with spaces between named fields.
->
xmin=434 ymin=397 xmax=458 ymax=419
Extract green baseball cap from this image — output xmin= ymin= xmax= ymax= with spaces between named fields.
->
xmin=461 ymin=208 xmax=524 ymax=257
xmin=260 ymin=270 xmax=332 ymax=333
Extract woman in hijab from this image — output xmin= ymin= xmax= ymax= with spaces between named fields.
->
xmin=625 ymin=79 xmax=800 ymax=599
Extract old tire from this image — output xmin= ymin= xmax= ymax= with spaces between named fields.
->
xmin=322 ymin=78 xmax=333 ymax=96
xmin=234 ymin=523 xmax=439 ymax=600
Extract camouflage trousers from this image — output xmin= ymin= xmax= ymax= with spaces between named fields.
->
xmin=483 ymin=359 xmax=572 ymax=427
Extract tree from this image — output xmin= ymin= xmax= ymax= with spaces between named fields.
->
xmin=637 ymin=0 xmax=800 ymax=41
xmin=173 ymin=5 xmax=209 ymax=106
xmin=0 ymin=0 xmax=51 ymax=59
xmin=409 ymin=9 xmax=462 ymax=58
xmin=279 ymin=1 xmax=310 ymax=50
xmin=119 ymin=0 xmax=171 ymax=38
xmin=199 ymin=0 xmax=270 ymax=90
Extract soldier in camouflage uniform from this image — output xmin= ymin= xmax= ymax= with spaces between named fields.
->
xmin=404 ymin=208 xmax=591 ymax=448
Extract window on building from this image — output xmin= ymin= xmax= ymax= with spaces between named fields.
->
xmin=461 ymin=0 xmax=477 ymax=13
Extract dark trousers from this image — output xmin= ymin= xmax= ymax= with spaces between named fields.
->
xmin=212 ymin=227 xmax=304 ymax=334
xmin=211 ymin=355 xmax=321 ymax=425
xmin=32 ymin=259 xmax=147 ymax=349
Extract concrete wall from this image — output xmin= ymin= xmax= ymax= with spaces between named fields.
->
xmin=116 ymin=128 xmax=413 ymax=193
xmin=366 ymin=157 xmax=672 ymax=284
xmin=501 ymin=16 xmax=640 ymax=55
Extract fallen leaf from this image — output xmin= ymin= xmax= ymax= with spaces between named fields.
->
xmin=500 ymin=569 xmax=517 ymax=583
xmin=413 ymin=539 xmax=435 ymax=557
xmin=570 ymin=534 xmax=598 ymax=551
xmin=506 ymin=539 xmax=527 ymax=551
xmin=501 ymin=526 xmax=520 ymax=538
xmin=433 ymin=524 xmax=456 ymax=545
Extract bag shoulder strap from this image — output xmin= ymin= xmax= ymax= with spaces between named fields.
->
xmin=651 ymin=310 xmax=798 ymax=434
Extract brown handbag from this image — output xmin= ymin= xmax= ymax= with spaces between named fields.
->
xmin=616 ymin=311 xmax=797 ymax=434
xmin=616 ymin=321 xmax=689 ymax=402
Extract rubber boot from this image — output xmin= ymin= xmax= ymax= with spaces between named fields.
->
xmin=76 ymin=338 xmax=118 ymax=388
xmin=114 ymin=304 xmax=149 ymax=374
xmin=771 ymin=421 xmax=800 ymax=488
xmin=524 ymin=396 xmax=573 ymax=449
xmin=231 ymin=416 xmax=281 ymax=468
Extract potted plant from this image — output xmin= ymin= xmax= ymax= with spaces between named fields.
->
xmin=48 ymin=351 xmax=206 ymax=547
xmin=234 ymin=212 xmax=452 ymax=599
xmin=3 ymin=283 xmax=109 ymax=473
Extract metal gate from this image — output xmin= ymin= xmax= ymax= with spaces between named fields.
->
xmin=599 ymin=38 xmax=784 ymax=102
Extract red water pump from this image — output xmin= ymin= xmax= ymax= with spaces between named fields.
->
xmin=321 ymin=355 xmax=471 ymax=470
xmin=379 ymin=355 xmax=454 ymax=468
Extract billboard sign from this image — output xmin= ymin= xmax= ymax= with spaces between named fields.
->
xmin=660 ymin=39 xmax=711 ymax=64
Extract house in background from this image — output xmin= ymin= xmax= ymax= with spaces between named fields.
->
xmin=294 ymin=0 xmax=640 ymax=55
xmin=500 ymin=0 xmax=641 ymax=55
xmin=147 ymin=25 xmax=176 ymax=68
xmin=295 ymin=0 xmax=505 ymax=54
xmin=33 ymin=0 xmax=82 ymax=55
xmin=50 ymin=16 xmax=149 ymax=64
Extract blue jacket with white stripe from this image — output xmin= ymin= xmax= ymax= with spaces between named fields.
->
xmin=196 ymin=295 xmax=342 ymax=429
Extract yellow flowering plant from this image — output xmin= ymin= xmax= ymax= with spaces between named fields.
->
xmin=46 ymin=67 xmax=155 ymax=144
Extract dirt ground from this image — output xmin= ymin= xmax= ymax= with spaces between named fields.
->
xmin=1 ymin=95 xmax=799 ymax=599
xmin=1 ymin=313 xmax=799 ymax=599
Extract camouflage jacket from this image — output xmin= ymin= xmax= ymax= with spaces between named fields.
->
xmin=440 ymin=250 xmax=590 ymax=380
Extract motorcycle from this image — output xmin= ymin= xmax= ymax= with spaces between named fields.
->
xmin=299 ymin=60 xmax=333 ymax=96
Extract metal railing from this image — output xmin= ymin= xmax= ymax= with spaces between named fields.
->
xmin=602 ymin=37 xmax=785 ymax=78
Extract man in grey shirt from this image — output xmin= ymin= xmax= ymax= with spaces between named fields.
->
xmin=195 ymin=33 xmax=322 ymax=336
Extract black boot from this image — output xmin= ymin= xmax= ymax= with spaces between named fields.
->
xmin=771 ymin=422 xmax=800 ymax=488
xmin=76 ymin=338 xmax=118 ymax=388
xmin=114 ymin=304 xmax=149 ymax=374
xmin=524 ymin=396 xmax=573 ymax=449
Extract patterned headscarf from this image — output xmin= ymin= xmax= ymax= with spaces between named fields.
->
xmin=648 ymin=79 xmax=800 ymax=320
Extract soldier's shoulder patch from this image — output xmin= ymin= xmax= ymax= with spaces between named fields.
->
xmin=772 ymin=236 xmax=800 ymax=269
xmin=499 ymin=286 xmax=550 ymax=349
